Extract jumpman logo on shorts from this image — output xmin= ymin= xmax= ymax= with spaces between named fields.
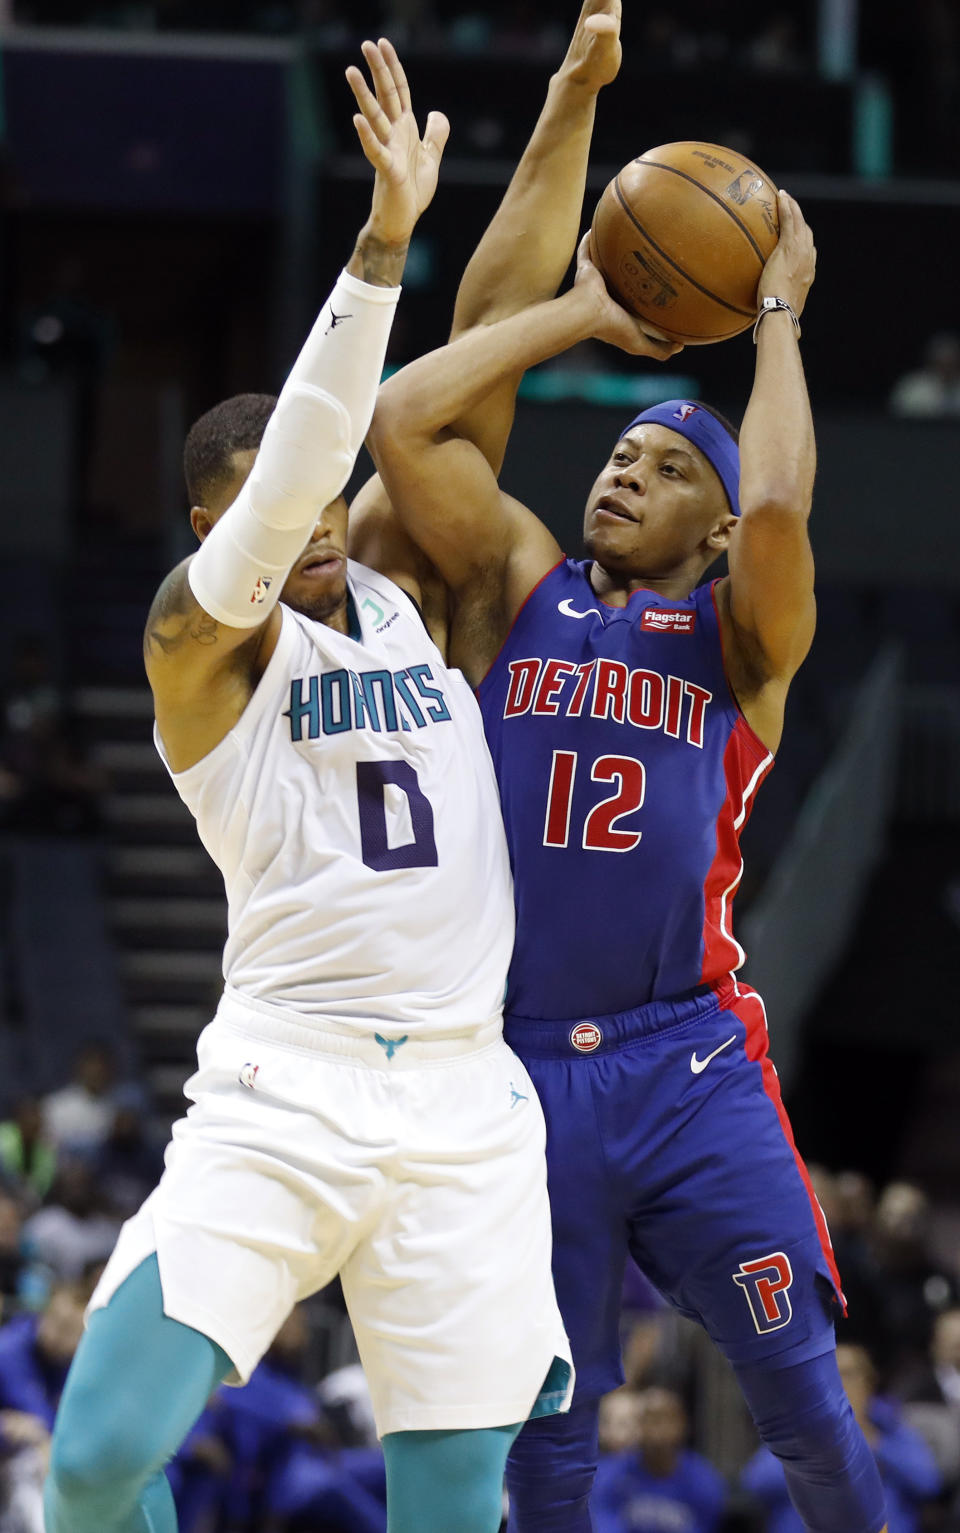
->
xmin=375 ymin=1033 xmax=409 ymax=1061
xmin=509 ymin=1082 xmax=528 ymax=1109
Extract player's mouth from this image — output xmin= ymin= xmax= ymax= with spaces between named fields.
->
xmin=593 ymin=496 xmax=638 ymax=524
xmin=296 ymin=552 xmax=345 ymax=580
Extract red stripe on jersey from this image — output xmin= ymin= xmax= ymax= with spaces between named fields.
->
xmin=699 ymin=716 xmax=773 ymax=983
xmin=713 ymin=976 xmax=846 ymax=1310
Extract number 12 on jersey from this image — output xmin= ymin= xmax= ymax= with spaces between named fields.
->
xmin=543 ymin=750 xmax=646 ymax=853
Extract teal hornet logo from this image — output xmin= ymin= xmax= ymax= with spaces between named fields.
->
xmin=375 ymin=1033 xmax=409 ymax=1061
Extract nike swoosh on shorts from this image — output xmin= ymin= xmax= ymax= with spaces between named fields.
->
xmin=689 ymin=1035 xmax=738 ymax=1074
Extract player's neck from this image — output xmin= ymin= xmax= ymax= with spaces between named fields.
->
xmin=589 ymin=561 xmax=698 ymax=608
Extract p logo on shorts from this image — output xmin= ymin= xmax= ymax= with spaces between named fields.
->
xmin=570 ymin=1022 xmax=602 ymax=1053
xmin=732 ymin=1251 xmax=794 ymax=1333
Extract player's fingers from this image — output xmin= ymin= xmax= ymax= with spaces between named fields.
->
xmin=378 ymin=37 xmax=412 ymax=115
xmin=578 ymin=0 xmax=621 ymax=24
xmin=352 ymin=114 xmax=393 ymax=173
xmin=423 ymin=110 xmax=451 ymax=164
xmin=345 ymin=63 xmax=391 ymax=142
xmin=576 ymin=229 xmax=595 ymax=267
xmin=362 ymin=37 xmax=403 ymax=120
xmin=638 ymin=328 xmax=683 ymax=360
xmin=584 ymin=14 xmax=618 ymax=37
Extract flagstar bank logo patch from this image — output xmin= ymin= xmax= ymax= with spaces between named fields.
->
xmin=640 ymin=609 xmax=696 ymax=634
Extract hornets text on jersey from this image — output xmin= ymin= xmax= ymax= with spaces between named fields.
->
xmin=157 ymin=561 xmax=515 ymax=1036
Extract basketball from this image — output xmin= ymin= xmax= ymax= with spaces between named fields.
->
xmin=590 ymin=142 xmax=781 ymax=344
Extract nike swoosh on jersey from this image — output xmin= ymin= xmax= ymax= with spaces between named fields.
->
xmin=558 ymin=598 xmax=601 ymax=620
xmin=689 ymin=1035 xmax=738 ymax=1074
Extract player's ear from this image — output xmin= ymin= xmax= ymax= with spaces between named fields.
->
xmin=191 ymin=506 xmax=213 ymax=542
xmin=706 ymin=514 xmax=737 ymax=553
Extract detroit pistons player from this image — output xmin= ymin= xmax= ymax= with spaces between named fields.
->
xmin=370 ymin=203 xmax=888 ymax=1533
xmin=45 ymin=45 xmax=570 ymax=1533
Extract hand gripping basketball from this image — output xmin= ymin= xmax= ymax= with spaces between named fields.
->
xmin=758 ymin=191 xmax=817 ymax=319
xmin=574 ymin=233 xmax=683 ymax=361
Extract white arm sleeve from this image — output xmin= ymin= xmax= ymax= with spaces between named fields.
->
xmin=188 ymin=268 xmax=401 ymax=630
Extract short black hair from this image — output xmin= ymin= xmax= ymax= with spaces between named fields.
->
xmin=690 ymin=400 xmax=740 ymax=443
xmin=183 ymin=392 xmax=277 ymax=508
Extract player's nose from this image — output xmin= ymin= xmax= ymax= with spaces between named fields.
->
xmin=613 ymin=465 xmax=644 ymax=494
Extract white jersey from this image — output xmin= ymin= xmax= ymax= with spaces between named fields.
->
xmin=157 ymin=562 xmax=515 ymax=1038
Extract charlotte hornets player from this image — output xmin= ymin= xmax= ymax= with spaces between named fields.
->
xmin=44 ymin=44 xmax=571 ymax=1533
xmin=370 ymin=197 xmax=888 ymax=1533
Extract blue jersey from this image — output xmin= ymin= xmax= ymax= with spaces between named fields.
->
xmin=477 ymin=559 xmax=773 ymax=1020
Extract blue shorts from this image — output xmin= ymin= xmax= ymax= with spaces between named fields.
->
xmin=503 ymin=978 xmax=842 ymax=1404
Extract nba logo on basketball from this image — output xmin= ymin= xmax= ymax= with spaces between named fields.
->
xmin=673 ymin=404 xmax=698 ymax=422
xmin=570 ymin=1023 xmax=603 ymax=1053
xmin=732 ymin=1251 xmax=794 ymax=1333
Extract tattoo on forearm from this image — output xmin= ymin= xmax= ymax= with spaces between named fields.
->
xmin=144 ymin=565 xmax=220 ymax=660
xmin=353 ymin=231 xmax=408 ymax=288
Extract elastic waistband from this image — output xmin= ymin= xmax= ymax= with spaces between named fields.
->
xmin=503 ymin=983 xmax=720 ymax=1058
xmin=217 ymin=986 xmax=503 ymax=1068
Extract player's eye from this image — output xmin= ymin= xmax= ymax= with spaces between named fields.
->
xmin=660 ymin=463 xmax=682 ymax=477
xmin=611 ymin=452 xmax=631 ymax=465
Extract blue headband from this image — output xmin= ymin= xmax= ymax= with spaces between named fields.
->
xmin=622 ymin=401 xmax=741 ymax=516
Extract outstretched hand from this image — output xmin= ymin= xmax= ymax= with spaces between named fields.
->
xmin=559 ymin=0 xmax=623 ymax=91
xmin=758 ymin=190 xmax=817 ymax=317
xmin=574 ymin=234 xmax=683 ymax=360
xmin=346 ymin=39 xmax=450 ymax=247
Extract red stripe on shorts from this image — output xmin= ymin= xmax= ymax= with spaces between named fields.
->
xmin=712 ymin=974 xmax=847 ymax=1313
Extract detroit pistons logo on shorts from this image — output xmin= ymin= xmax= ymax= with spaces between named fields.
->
xmin=570 ymin=1022 xmax=603 ymax=1053
xmin=732 ymin=1251 xmax=794 ymax=1333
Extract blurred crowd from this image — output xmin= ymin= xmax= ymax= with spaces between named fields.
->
xmin=9 ymin=0 xmax=813 ymax=68
xmin=0 ymin=1067 xmax=957 ymax=1533
xmin=0 ymin=635 xmax=104 ymax=837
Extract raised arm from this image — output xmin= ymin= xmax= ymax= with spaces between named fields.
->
xmin=145 ymin=44 xmax=448 ymax=772
xmin=369 ymin=240 xmax=680 ymax=668
xmin=348 ymin=6 xmax=623 ymax=597
xmin=718 ymin=191 xmax=818 ymax=751
xmin=449 ymin=0 xmax=622 ymax=469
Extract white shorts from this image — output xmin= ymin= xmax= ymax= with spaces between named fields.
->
xmin=89 ymin=991 xmax=573 ymax=1437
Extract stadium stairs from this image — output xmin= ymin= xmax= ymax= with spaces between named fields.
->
xmin=69 ymin=535 xmax=225 ymax=1125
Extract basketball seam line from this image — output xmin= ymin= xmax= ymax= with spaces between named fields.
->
xmin=636 ymin=158 xmax=769 ymax=265
xmin=613 ymin=181 xmax=756 ymax=320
